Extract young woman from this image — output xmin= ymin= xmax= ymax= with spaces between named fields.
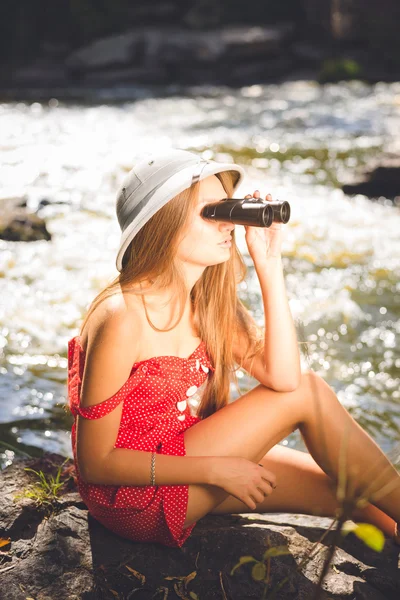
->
xmin=67 ymin=148 xmax=400 ymax=548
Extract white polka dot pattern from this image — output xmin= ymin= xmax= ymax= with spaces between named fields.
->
xmin=67 ymin=335 xmax=215 ymax=548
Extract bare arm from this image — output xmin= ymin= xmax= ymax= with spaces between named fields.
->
xmin=89 ymin=449 xmax=214 ymax=486
xmin=93 ymin=450 xmax=278 ymax=516
xmin=234 ymin=189 xmax=301 ymax=392
xmin=232 ymin=257 xmax=301 ymax=392
xmin=256 ymin=255 xmax=301 ymax=390
xmin=76 ymin=300 xmax=216 ymax=487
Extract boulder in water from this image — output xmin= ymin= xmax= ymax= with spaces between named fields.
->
xmin=342 ymin=157 xmax=400 ymax=201
xmin=0 ymin=196 xmax=52 ymax=242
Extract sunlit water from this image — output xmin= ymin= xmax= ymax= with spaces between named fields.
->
xmin=1 ymin=80 xmax=399 ymax=471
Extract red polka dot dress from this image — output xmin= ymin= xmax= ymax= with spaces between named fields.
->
xmin=67 ymin=335 xmax=215 ymax=548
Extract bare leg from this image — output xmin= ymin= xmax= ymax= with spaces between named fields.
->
xmin=211 ymin=444 xmax=398 ymax=538
xmin=298 ymin=372 xmax=400 ymax=523
xmin=183 ymin=371 xmax=400 ymax=532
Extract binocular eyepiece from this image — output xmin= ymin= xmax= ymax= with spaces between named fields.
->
xmin=201 ymin=198 xmax=290 ymax=228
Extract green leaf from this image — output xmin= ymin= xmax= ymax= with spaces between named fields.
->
xmin=239 ymin=555 xmax=257 ymax=563
xmin=24 ymin=467 xmax=40 ymax=476
xmin=189 ymin=593 xmax=199 ymax=600
xmin=230 ymin=555 xmax=256 ymax=575
xmin=263 ymin=546 xmax=291 ymax=559
xmin=342 ymin=521 xmax=384 ymax=552
xmin=352 ymin=523 xmax=385 ymax=552
xmin=252 ymin=562 xmax=266 ymax=581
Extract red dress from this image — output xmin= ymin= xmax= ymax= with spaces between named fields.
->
xmin=67 ymin=335 xmax=215 ymax=548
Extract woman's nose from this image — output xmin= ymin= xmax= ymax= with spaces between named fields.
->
xmin=219 ymin=221 xmax=235 ymax=232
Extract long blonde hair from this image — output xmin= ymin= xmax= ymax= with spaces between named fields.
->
xmin=78 ymin=171 xmax=264 ymax=419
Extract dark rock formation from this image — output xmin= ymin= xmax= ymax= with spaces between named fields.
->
xmin=1 ymin=452 xmax=399 ymax=600
xmin=10 ymin=24 xmax=296 ymax=90
xmin=1 ymin=1 xmax=400 ymax=97
xmin=342 ymin=157 xmax=400 ymax=201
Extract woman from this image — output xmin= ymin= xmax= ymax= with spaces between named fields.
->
xmin=67 ymin=148 xmax=400 ymax=548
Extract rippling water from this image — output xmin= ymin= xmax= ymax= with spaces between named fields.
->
xmin=1 ymin=80 xmax=399 ymax=470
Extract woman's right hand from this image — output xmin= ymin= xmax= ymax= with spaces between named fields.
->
xmin=210 ymin=456 xmax=277 ymax=510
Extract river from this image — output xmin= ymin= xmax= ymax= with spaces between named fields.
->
xmin=0 ymin=79 xmax=399 ymax=471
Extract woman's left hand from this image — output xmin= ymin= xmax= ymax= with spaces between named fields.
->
xmin=244 ymin=191 xmax=282 ymax=261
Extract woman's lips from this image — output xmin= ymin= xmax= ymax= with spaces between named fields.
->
xmin=218 ymin=239 xmax=232 ymax=247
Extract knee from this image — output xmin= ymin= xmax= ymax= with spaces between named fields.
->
xmin=300 ymin=369 xmax=340 ymax=409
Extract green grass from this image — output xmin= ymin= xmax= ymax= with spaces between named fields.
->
xmin=13 ymin=457 xmax=71 ymax=509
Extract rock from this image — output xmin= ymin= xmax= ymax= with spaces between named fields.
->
xmin=65 ymin=24 xmax=295 ymax=86
xmin=342 ymin=157 xmax=400 ymax=201
xmin=11 ymin=52 xmax=69 ymax=87
xmin=82 ymin=65 xmax=169 ymax=86
xmin=0 ymin=197 xmax=52 ymax=242
xmin=65 ymin=30 xmax=145 ymax=72
xmin=0 ymin=196 xmax=29 ymax=211
xmin=0 ymin=212 xmax=51 ymax=242
xmin=12 ymin=63 xmax=69 ymax=87
xmin=3 ymin=3 xmax=400 ymax=94
xmin=292 ymin=41 xmax=332 ymax=65
xmin=157 ymin=24 xmax=295 ymax=64
xmin=1 ymin=452 xmax=399 ymax=600
xmin=228 ymin=57 xmax=294 ymax=85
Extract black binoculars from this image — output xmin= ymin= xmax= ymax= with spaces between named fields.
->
xmin=201 ymin=198 xmax=290 ymax=228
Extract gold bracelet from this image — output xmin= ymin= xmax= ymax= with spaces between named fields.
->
xmin=150 ymin=451 xmax=156 ymax=486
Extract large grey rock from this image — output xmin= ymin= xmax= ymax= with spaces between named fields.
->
xmin=156 ymin=25 xmax=295 ymax=64
xmin=11 ymin=63 xmax=69 ymax=86
xmin=0 ymin=453 xmax=399 ymax=600
xmin=64 ymin=24 xmax=295 ymax=86
xmin=65 ymin=30 xmax=145 ymax=71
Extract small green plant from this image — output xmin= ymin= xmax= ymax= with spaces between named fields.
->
xmin=319 ymin=58 xmax=363 ymax=83
xmin=13 ymin=457 xmax=70 ymax=508
xmin=231 ymin=542 xmax=291 ymax=600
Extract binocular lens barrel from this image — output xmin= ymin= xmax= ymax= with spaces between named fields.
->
xmin=201 ymin=199 xmax=290 ymax=228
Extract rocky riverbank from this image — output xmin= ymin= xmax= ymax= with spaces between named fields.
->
xmin=1 ymin=24 xmax=300 ymax=98
xmin=1 ymin=453 xmax=399 ymax=600
xmin=1 ymin=1 xmax=400 ymax=101
xmin=1 ymin=24 xmax=399 ymax=103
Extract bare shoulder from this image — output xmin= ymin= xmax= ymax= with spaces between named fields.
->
xmin=81 ymin=290 xmax=142 ymax=343
xmin=74 ymin=290 xmax=147 ymax=483
xmin=78 ymin=293 xmax=144 ymax=407
xmin=81 ymin=291 xmax=143 ymax=366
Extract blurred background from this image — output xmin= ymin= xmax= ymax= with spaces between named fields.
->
xmin=0 ymin=0 xmax=399 ymax=470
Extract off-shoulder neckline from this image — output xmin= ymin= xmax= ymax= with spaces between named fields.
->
xmin=71 ymin=335 xmax=206 ymax=368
